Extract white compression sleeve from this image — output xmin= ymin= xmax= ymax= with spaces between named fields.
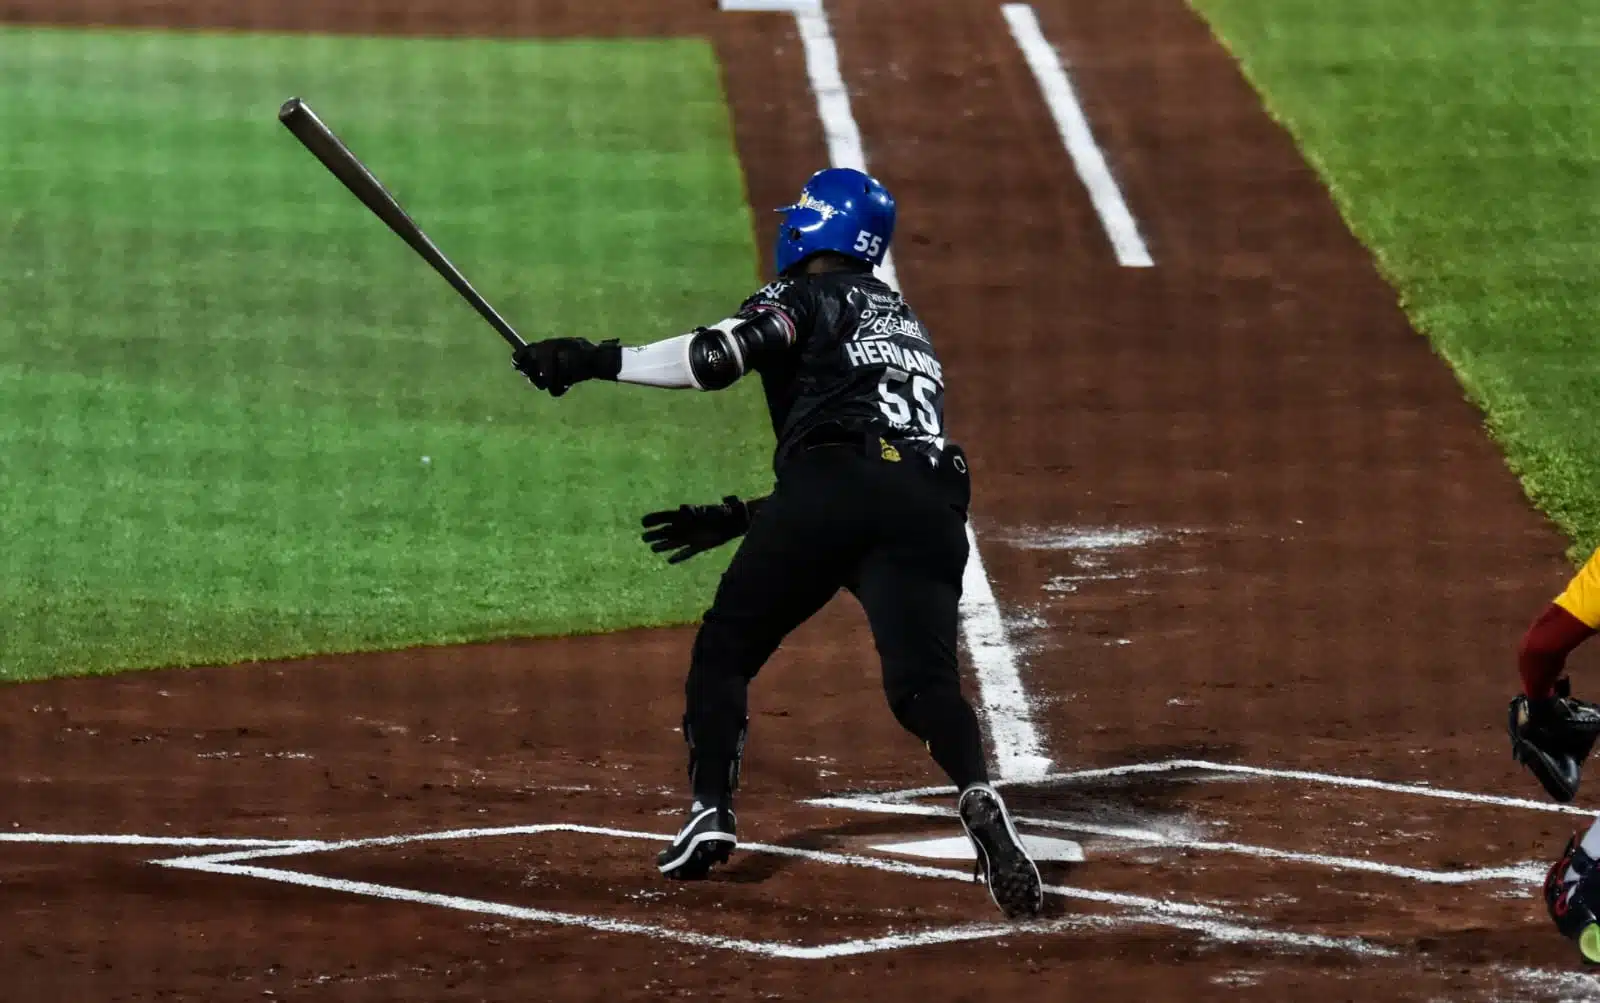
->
xmin=1572 ymin=817 xmax=1600 ymax=882
xmin=616 ymin=333 xmax=701 ymax=390
xmin=614 ymin=319 xmax=745 ymax=391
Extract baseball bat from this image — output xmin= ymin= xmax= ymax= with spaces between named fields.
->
xmin=277 ymin=97 xmax=526 ymax=349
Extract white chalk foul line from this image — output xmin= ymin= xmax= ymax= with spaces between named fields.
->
xmin=0 ymin=833 xmax=325 ymax=849
xmin=789 ymin=1 xmax=883 ymax=278
xmin=1001 ymin=4 xmax=1154 ymax=268
xmin=957 ymin=542 xmax=1052 ymax=781
xmin=719 ymin=0 xmax=819 ymax=10
xmin=786 ymin=0 xmax=1048 ymax=783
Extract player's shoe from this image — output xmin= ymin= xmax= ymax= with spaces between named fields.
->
xmin=956 ymin=783 xmax=1043 ymax=919
xmin=656 ymin=801 xmax=736 ymax=880
xmin=1544 ymin=831 xmax=1600 ymax=965
xmin=1510 ymin=679 xmax=1600 ymax=802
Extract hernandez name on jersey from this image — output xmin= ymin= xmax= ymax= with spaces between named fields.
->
xmin=741 ymin=275 xmax=950 ymax=464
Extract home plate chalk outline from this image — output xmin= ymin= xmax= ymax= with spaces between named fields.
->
xmin=2 ymin=758 xmax=1584 ymax=963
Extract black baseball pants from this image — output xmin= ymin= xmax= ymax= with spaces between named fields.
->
xmin=681 ymin=438 xmax=990 ymax=807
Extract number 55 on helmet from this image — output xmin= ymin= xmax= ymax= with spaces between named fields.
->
xmin=773 ymin=167 xmax=897 ymax=276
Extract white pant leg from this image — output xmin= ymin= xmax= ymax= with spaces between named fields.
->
xmin=1567 ymin=816 xmax=1600 ymax=882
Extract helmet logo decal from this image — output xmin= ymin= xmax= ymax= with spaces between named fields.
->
xmin=793 ymin=191 xmax=839 ymax=221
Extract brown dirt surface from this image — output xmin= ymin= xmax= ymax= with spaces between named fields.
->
xmin=4 ymin=0 xmax=1598 ymax=1000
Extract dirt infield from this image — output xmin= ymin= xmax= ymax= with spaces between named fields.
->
xmin=4 ymin=1 xmax=1597 ymax=1000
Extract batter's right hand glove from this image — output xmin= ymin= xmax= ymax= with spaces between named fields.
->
xmin=512 ymin=337 xmax=622 ymax=397
xmin=640 ymin=496 xmax=765 ymax=564
xmin=1510 ymin=679 xmax=1600 ymax=802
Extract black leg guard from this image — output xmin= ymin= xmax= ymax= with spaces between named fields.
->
xmin=1545 ymin=830 xmax=1600 ymax=963
xmin=684 ymin=714 xmax=748 ymax=810
xmin=683 ymin=616 xmax=760 ymax=809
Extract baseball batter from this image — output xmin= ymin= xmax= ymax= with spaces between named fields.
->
xmin=1508 ymin=546 xmax=1600 ymax=961
xmin=509 ymin=168 xmax=1043 ymax=919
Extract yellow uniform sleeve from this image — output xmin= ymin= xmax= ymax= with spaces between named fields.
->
xmin=1555 ymin=548 xmax=1600 ymax=629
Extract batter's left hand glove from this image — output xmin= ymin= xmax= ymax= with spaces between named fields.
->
xmin=513 ymin=337 xmax=621 ymax=397
xmin=641 ymin=496 xmax=765 ymax=564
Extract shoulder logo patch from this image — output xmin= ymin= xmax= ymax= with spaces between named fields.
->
xmin=751 ymin=280 xmax=791 ymax=304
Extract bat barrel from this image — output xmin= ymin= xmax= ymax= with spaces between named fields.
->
xmin=277 ymin=97 xmax=527 ymax=350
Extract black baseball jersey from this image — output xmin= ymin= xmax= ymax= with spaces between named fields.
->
xmin=734 ymin=271 xmax=950 ymax=469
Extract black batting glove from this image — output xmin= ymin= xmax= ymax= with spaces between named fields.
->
xmin=640 ymin=495 xmax=766 ymax=564
xmin=512 ymin=338 xmax=622 ymax=397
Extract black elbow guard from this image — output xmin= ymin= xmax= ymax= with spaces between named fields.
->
xmin=688 ymin=311 xmax=792 ymax=390
xmin=688 ymin=326 xmax=745 ymax=390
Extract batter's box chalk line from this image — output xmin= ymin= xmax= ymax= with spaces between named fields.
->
xmin=810 ymin=757 xmax=1578 ymax=889
xmin=143 ymin=822 xmax=1387 ymax=960
xmin=2 ymin=818 xmax=1376 ymax=960
xmin=2 ymin=758 xmax=1572 ymax=962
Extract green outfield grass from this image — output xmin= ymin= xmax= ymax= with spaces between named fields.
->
xmin=0 ymin=28 xmax=771 ymax=680
xmin=1191 ymin=0 xmax=1600 ymax=557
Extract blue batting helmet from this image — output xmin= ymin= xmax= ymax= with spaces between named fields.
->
xmin=773 ymin=168 xmax=896 ymax=276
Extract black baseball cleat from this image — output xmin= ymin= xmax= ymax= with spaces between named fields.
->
xmin=957 ymin=783 xmax=1043 ymax=919
xmin=657 ymin=802 xmax=736 ymax=880
xmin=1544 ymin=831 xmax=1600 ymax=964
xmin=1510 ymin=679 xmax=1600 ymax=802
